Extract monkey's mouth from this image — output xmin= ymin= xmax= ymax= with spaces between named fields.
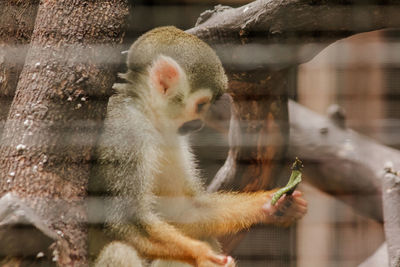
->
xmin=178 ymin=119 xmax=204 ymax=135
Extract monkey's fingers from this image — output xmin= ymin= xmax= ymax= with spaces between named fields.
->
xmin=207 ymin=253 xmax=233 ymax=266
xmin=225 ymin=256 xmax=235 ymax=267
xmin=280 ymin=191 xmax=307 ymax=214
xmin=294 ymin=196 xmax=307 ymax=206
xmin=292 ymin=197 xmax=308 ymax=216
xmin=287 ymin=198 xmax=307 ymax=213
xmin=288 ymin=204 xmax=307 ymax=217
xmin=285 ymin=202 xmax=308 ymax=224
xmin=291 ymin=190 xmax=303 ymax=197
xmin=198 ymin=257 xmax=235 ymax=267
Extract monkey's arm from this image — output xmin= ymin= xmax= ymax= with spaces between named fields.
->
xmin=158 ymin=190 xmax=307 ymax=238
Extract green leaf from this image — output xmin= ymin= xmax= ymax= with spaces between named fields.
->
xmin=271 ymin=157 xmax=303 ymax=206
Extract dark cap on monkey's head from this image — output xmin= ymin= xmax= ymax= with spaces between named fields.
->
xmin=126 ymin=26 xmax=228 ymax=99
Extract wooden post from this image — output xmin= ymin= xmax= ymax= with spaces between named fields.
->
xmin=0 ymin=1 xmax=128 ymax=265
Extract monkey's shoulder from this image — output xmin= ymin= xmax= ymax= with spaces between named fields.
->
xmin=98 ymin=94 xmax=158 ymax=160
xmin=104 ymin=94 xmax=155 ymax=134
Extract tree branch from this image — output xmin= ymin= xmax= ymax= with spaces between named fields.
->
xmin=0 ymin=193 xmax=57 ymax=265
xmin=188 ymin=1 xmax=400 ymax=71
xmin=206 ymin=96 xmax=400 ymax=222
xmin=287 ymin=100 xmax=395 ymax=222
xmin=358 ymin=242 xmax=388 ymax=267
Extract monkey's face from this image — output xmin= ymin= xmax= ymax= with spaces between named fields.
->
xmin=148 ymin=55 xmax=218 ymax=135
xmin=175 ymin=89 xmax=214 ymax=135
xmin=161 ymin=87 xmax=214 ymax=135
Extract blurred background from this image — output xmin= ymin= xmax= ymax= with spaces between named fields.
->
xmin=123 ymin=1 xmax=400 ymax=267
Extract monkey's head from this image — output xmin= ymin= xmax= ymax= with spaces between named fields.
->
xmin=117 ymin=26 xmax=228 ymax=135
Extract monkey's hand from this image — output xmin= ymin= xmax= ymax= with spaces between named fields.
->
xmin=261 ymin=190 xmax=307 ymax=227
xmin=196 ymin=252 xmax=235 ymax=267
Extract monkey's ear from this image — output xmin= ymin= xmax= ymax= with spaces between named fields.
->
xmin=149 ymin=55 xmax=183 ymax=96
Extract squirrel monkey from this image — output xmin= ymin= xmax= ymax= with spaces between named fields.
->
xmin=94 ymin=26 xmax=307 ymax=267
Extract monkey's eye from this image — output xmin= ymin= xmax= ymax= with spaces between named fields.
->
xmin=196 ymin=100 xmax=208 ymax=113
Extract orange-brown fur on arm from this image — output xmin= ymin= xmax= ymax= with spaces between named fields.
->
xmin=169 ymin=190 xmax=307 ymax=238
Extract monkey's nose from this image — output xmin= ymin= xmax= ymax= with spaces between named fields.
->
xmin=178 ymin=119 xmax=204 ymax=135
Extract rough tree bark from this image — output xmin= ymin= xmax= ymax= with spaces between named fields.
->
xmin=0 ymin=0 xmax=128 ymax=266
xmin=0 ymin=0 xmax=39 ymax=138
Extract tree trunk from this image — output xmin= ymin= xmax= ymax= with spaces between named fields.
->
xmin=0 ymin=0 xmax=128 ymax=265
xmin=188 ymin=1 xmax=400 ymax=71
xmin=207 ymin=70 xmax=292 ymax=257
xmin=0 ymin=0 xmax=39 ymax=138
xmin=208 ymin=70 xmax=290 ymax=192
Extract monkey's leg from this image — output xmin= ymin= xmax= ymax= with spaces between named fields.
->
xmin=95 ymin=241 xmax=144 ymax=267
xmin=151 ymin=259 xmax=192 ymax=267
xmin=152 ymin=259 xmax=236 ymax=267
xmin=150 ymin=237 xmax=235 ymax=267
xmin=95 ymin=229 xmax=236 ymax=267
xmin=115 ymin=222 xmax=231 ymax=267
